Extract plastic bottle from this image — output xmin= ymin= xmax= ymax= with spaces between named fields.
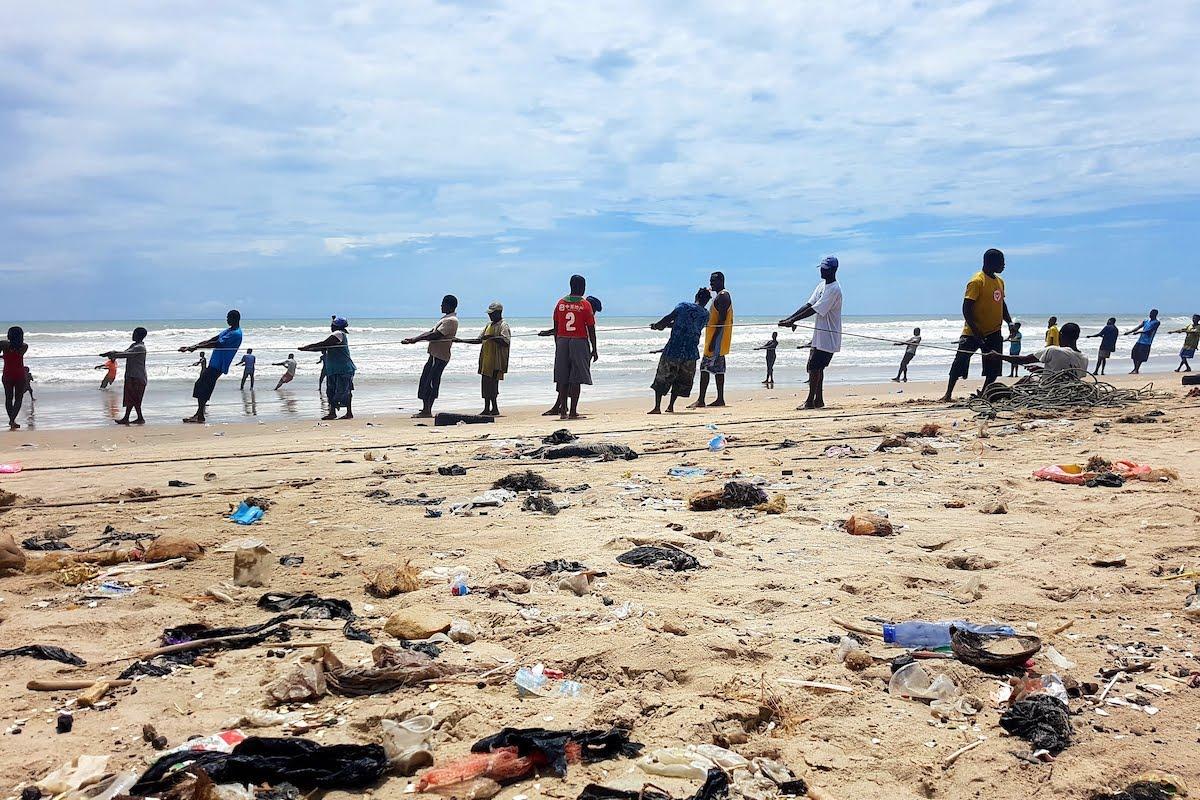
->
xmin=888 ymin=662 xmax=959 ymax=701
xmin=514 ymin=665 xmax=548 ymax=696
xmin=450 ymin=575 xmax=471 ymax=596
xmin=881 ymin=620 xmax=1017 ymax=648
xmin=708 ymin=434 xmax=727 ymax=452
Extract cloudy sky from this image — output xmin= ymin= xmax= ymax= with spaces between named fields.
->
xmin=2 ymin=1 xmax=1198 ymax=320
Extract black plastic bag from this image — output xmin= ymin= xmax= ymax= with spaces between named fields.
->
xmin=437 ymin=465 xmax=468 ymax=476
xmin=999 ymin=694 xmax=1072 ymax=753
xmin=131 ymin=737 xmax=388 ymax=796
xmin=519 ymin=559 xmax=589 ymax=578
xmin=472 ymin=728 xmax=643 ymax=778
xmin=256 ymin=592 xmax=353 ymax=620
xmin=542 ymin=428 xmax=578 ymax=445
xmin=1092 ymin=781 xmax=1182 ymax=800
xmin=537 ymin=443 xmax=638 ymax=460
xmin=21 ymin=536 xmax=71 ymax=551
xmin=435 ymin=412 xmax=493 ymax=426
xmin=617 ymin=545 xmax=699 ymax=571
xmin=0 ymin=645 xmax=87 ymax=666
xmin=495 ymin=471 xmax=559 ymax=492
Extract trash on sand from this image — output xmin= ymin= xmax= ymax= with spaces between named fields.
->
xmin=521 ymin=494 xmax=561 ymax=515
xmin=558 ymin=571 xmax=595 ymax=595
xmin=637 ymin=748 xmax=721 ymax=781
xmin=844 ymin=512 xmax=894 ymax=536
xmin=542 ymin=429 xmax=578 ymax=445
xmin=494 ymin=471 xmax=559 ymax=492
xmin=999 ymin=694 xmax=1072 ymax=753
xmin=0 ymin=645 xmax=87 ymax=666
xmin=1042 ymin=646 xmax=1076 ymax=670
xmin=950 ymin=628 xmax=1042 ymax=672
xmin=279 ymin=555 xmax=304 ymax=567
xmin=1089 ymin=774 xmax=1190 ymax=800
xmin=1035 ymin=460 xmax=1177 ymax=485
xmin=581 ymin=769 xmax=730 ymax=800
xmin=416 ymin=727 xmax=642 ymax=791
xmin=233 ymin=542 xmax=272 ymax=587
xmin=365 ymin=561 xmax=421 ymax=598
xmin=822 ymin=444 xmax=867 ymax=458
xmin=514 ymin=664 xmax=591 ymax=698
xmin=883 ymin=620 xmax=1016 ymax=649
xmin=517 ymin=559 xmax=588 ymax=578
xmin=21 ymin=532 xmax=72 ymax=551
xmin=229 ymin=501 xmax=266 ymax=525
xmin=888 ymin=662 xmax=960 ymax=702
xmin=382 ymin=715 xmax=435 ymax=774
xmin=439 ymin=465 xmax=468 ymax=476
xmin=535 ymin=443 xmax=639 ymax=461
xmin=269 ymin=645 xmax=457 ymax=703
xmin=451 ymin=489 xmax=516 ymax=513
xmin=36 ymin=754 xmax=111 ymax=795
xmin=688 ymin=482 xmax=770 ymax=511
xmin=0 ymin=533 xmax=26 ymax=574
xmin=707 ymin=435 xmax=727 ymax=452
xmin=451 ymin=575 xmax=471 ymax=596
xmin=435 ymin=412 xmax=494 ymax=426
xmin=0 ymin=462 xmax=22 ymax=474
xmin=1184 ymin=584 xmax=1200 ymax=620
xmin=131 ymin=736 xmax=389 ymax=795
xmin=668 ymin=466 xmax=707 ymax=478
xmin=617 ymin=545 xmax=699 ymax=571
xmin=449 ymin=619 xmax=477 ymax=644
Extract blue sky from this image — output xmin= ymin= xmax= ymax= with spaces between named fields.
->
xmin=2 ymin=1 xmax=1198 ymax=320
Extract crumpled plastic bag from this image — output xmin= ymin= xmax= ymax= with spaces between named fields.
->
xmin=37 ymin=754 xmax=111 ymax=795
xmin=616 ymin=545 xmax=699 ymax=572
xmin=688 ymin=482 xmax=769 ymax=511
xmin=999 ymin=694 xmax=1072 ymax=753
xmin=0 ymin=644 xmax=87 ymax=666
xmin=144 ymin=535 xmax=204 ymax=562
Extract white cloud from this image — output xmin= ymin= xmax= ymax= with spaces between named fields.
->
xmin=498 ymin=246 xmax=522 ymax=255
xmin=2 ymin=0 xmax=1199 ymax=273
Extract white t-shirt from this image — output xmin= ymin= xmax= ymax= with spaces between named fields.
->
xmin=807 ymin=280 xmax=843 ymax=353
xmin=282 ymin=357 xmax=297 ymax=377
xmin=1032 ymin=346 xmax=1089 ymax=376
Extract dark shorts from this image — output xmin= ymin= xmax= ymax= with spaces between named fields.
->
xmin=700 ymin=354 xmax=726 ymax=375
xmin=1131 ymin=343 xmax=1152 ymax=363
xmin=899 ymin=351 xmax=916 ymax=367
xmin=1181 ymin=347 xmax=1196 ymax=359
xmin=652 ymin=356 xmax=698 ymax=397
xmin=418 ymin=356 xmax=449 ymax=401
xmin=950 ymin=331 xmax=1004 ymax=380
xmin=807 ymin=348 xmax=834 ymax=372
xmin=326 ymin=373 xmax=353 ymax=407
xmin=123 ymin=378 xmax=147 ymax=408
xmin=553 ymin=338 xmax=593 ymax=386
xmin=481 ymin=374 xmax=501 ymax=400
xmin=1098 ymin=349 xmax=1113 ymax=359
xmin=192 ymin=366 xmax=223 ymax=404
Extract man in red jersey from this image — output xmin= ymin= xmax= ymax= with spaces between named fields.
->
xmin=549 ymin=274 xmax=599 ymax=420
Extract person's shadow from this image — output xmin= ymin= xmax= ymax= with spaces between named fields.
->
xmin=242 ymin=389 xmax=257 ymax=417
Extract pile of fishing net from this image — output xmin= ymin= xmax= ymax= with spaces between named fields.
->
xmin=965 ymin=371 xmax=1163 ymax=416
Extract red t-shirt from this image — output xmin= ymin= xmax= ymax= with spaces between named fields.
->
xmin=553 ymin=296 xmax=595 ymax=338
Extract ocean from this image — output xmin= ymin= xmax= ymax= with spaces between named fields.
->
xmin=9 ymin=314 xmax=1191 ymax=429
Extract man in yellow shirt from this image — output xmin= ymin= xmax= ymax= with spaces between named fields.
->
xmin=689 ymin=271 xmax=732 ymax=408
xmin=940 ymin=248 xmax=1012 ymax=402
xmin=1045 ymin=317 xmax=1060 ymax=346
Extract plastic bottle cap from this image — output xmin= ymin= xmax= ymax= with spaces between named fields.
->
xmin=882 ymin=624 xmax=896 ymax=644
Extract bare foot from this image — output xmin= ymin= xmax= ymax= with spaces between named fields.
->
xmin=411 ymin=412 xmax=433 ymax=419
xmin=115 ymin=419 xmax=130 ymax=425
xmin=133 ymin=419 xmax=145 ymax=425
xmin=340 ymin=413 xmax=354 ymax=420
xmin=321 ymin=413 xmax=337 ymax=420
xmin=665 ymin=407 xmax=675 ymax=413
xmin=182 ymin=415 xmax=204 ymax=424
xmin=541 ymin=408 xmax=561 ymax=416
xmin=9 ymin=422 xmax=20 ymax=430
xmin=686 ymin=401 xmax=706 ymax=409
xmin=710 ymin=400 xmax=726 ymax=407
xmin=568 ymin=413 xmax=586 ymax=420
xmin=647 ymin=409 xmax=661 ymax=415
xmin=559 ymin=413 xmax=569 ymax=421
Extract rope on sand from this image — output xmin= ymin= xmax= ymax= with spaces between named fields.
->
xmin=963 ymin=371 xmax=1164 ymax=416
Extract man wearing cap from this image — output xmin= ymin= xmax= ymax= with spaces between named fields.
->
xmin=178 ymin=309 xmax=243 ymax=424
xmin=455 ymin=302 xmax=512 ymax=417
xmin=779 ymin=256 xmax=843 ymax=409
xmin=299 ymin=317 xmax=356 ymax=420
xmin=940 ymin=248 xmax=1011 ymax=402
xmin=404 ymin=295 xmax=460 ymax=419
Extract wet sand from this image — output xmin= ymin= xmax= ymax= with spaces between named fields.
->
xmin=1 ymin=376 xmax=1197 ymax=799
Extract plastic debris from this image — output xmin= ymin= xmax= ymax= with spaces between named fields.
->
xmin=0 ymin=645 xmax=87 ymax=666
xmin=999 ymin=694 xmax=1072 ymax=753
xmin=616 ymin=545 xmax=699 ymax=571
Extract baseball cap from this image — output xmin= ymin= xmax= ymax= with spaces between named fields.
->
xmin=819 ymin=256 xmax=839 ymax=270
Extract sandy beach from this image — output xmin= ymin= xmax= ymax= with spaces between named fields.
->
xmin=1 ymin=375 xmax=1197 ymax=799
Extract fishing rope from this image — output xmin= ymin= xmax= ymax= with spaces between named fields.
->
xmin=963 ymin=370 xmax=1164 ymax=416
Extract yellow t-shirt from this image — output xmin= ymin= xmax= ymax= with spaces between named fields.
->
xmin=961 ymin=271 xmax=1005 ymax=337
xmin=704 ymin=291 xmax=733 ymax=357
xmin=1045 ymin=326 xmax=1059 ymax=346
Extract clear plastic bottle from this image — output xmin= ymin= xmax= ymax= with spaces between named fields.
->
xmin=881 ymin=620 xmax=1016 ymax=648
xmin=514 ymin=665 xmax=548 ymax=696
xmin=708 ymin=434 xmax=727 ymax=452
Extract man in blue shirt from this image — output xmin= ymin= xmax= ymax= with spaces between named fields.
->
xmin=236 ymin=348 xmax=257 ymax=390
xmin=1124 ymin=309 xmax=1160 ymax=375
xmin=648 ymin=287 xmax=712 ymax=414
xmin=1086 ymin=317 xmax=1120 ymax=376
xmin=179 ymin=309 xmax=244 ymax=423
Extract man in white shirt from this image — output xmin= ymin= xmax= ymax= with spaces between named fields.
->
xmin=779 ymin=256 xmax=843 ymax=409
xmin=273 ymin=353 xmax=298 ymax=390
xmin=989 ymin=322 xmax=1089 ymax=377
xmin=404 ymin=295 xmax=460 ymax=418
